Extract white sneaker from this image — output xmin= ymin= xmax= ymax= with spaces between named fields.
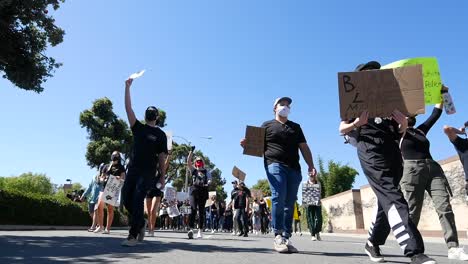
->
xmin=211 ymin=230 xmax=216 ymax=234
xmin=316 ymin=233 xmax=322 ymax=241
xmin=102 ymin=229 xmax=110 ymax=234
xmin=93 ymin=226 xmax=103 ymax=233
xmin=311 ymin=235 xmax=317 ymax=241
xmin=273 ymin=235 xmax=289 ymax=253
xmin=285 ymin=239 xmax=299 ymax=253
xmin=121 ymin=236 xmax=138 ymax=247
xmin=148 ymin=231 xmax=154 ymax=237
xmin=231 ymin=231 xmax=236 ymax=236
xmin=449 ymin=247 xmax=468 ymax=261
xmin=197 ymin=229 xmax=203 ymax=239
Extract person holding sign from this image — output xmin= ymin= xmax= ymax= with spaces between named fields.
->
xmin=400 ymin=87 xmax=468 ymax=261
xmin=186 ymin=149 xmax=211 ymax=239
xmin=96 ymin=151 xmax=126 ymax=234
xmin=241 ymin=97 xmax=317 ymax=254
xmin=302 ymin=173 xmax=322 ymax=241
xmin=121 ymin=78 xmax=168 ymax=247
xmin=339 ymin=61 xmax=436 ymax=264
xmin=444 ymin=122 xmax=468 ymax=200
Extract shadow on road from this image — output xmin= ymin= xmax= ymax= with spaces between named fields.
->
xmin=0 ymin=235 xmax=271 ymax=264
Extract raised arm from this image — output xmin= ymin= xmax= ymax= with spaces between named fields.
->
xmin=444 ymin=125 xmax=466 ymax=142
xmin=187 ymin=150 xmax=193 ymax=169
xmin=339 ymin=111 xmax=368 ymax=134
xmin=125 ymin=78 xmax=137 ymax=127
xmin=417 ymin=85 xmax=446 ymax=134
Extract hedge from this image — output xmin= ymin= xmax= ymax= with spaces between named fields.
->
xmin=0 ymin=189 xmax=128 ymax=226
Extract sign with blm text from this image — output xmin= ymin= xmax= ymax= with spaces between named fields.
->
xmin=243 ymin=126 xmax=265 ymax=157
xmin=338 ymin=65 xmax=425 ymax=120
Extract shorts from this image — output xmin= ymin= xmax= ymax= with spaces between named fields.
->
xmin=146 ymin=188 xmax=164 ymax=199
xmin=88 ymin=203 xmax=97 ymax=213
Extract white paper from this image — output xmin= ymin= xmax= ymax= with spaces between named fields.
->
xmin=102 ymin=175 xmax=124 ymax=207
xmin=167 ymin=205 xmax=180 ymax=218
xmin=128 ymin=70 xmax=145 ymax=80
xmin=176 ymin=191 xmax=189 ymax=202
xmin=165 ymin=131 xmax=173 ymax=151
xmin=165 ymin=187 xmax=177 ymax=202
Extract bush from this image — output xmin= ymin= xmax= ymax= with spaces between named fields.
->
xmin=0 ymin=189 xmax=127 ymax=226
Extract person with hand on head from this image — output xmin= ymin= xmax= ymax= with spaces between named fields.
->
xmin=400 ymin=86 xmax=468 ymax=261
xmin=241 ymin=96 xmax=317 ymax=254
xmin=186 ymin=147 xmax=211 ymax=239
xmin=444 ymin=121 xmax=468 ymax=201
xmin=96 ymin=151 xmax=125 ymax=234
xmin=121 ymin=78 xmax=168 ymax=247
xmin=339 ymin=61 xmax=436 ymax=264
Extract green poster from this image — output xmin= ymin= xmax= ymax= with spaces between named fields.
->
xmin=382 ymin=57 xmax=442 ymax=104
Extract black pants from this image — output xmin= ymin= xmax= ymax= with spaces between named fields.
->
xmin=236 ymin=208 xmax=249 ymax=234
xmin=189 ymin=187 xmax=208 ymax=230
xmin=261 ymin=214 xmax=269 ymax=234
xmin=121 ymin=167 xmax=152 ymax=238
xmin=358 ymin=140 xmax=424 ymax=257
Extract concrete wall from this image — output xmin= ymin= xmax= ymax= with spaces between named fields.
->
xmin=321 ymin=189 xmax=364 ymax=230
xmin=323 ymin=155 xmax=468 ymax=233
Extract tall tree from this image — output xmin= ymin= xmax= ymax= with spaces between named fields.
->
xmin=1 ymin=172 xmax=53 ymax=195
xmin=318 ymin=157 xmax=358 ymax=198
xmin=0 ymin=0 xmax=66 ymax=92
xmin=252 ymin=179 xmax=272 ymax=197
xmin=167 ymin=143 xmax=227 ymax=201
xmin=79 ymin=97 xmax=133 ymax=168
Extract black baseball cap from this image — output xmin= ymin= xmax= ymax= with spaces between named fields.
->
xmin=231 ymin=180 xmax=238 ymax=184
xmin=355 ymin=61 xmax=381 ymax=72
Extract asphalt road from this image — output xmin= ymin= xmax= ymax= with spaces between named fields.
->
xmin=0 ymin=230 xmax=461 ymax=264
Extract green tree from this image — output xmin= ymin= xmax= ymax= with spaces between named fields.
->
xmin=318 ymin=157 xmax=358 ymax=198
xmin=1 ymin=172 xmax=53 ymax=195
xmin=0 ymin=0 xmax=66 ymax=92
xmin=80 ymin=97 xmax=168 ymax=169
xmin=252 ymin=179 xmax=271 ymax=197
xmin=167 ymin=143 xmax=227 ymax=201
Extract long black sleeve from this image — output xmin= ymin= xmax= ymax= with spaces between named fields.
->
xmin=417 ymin=108 xmax=442 ymax=135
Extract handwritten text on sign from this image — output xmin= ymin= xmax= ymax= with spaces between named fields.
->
xmin=382 ymin=57 xmax=442 ymax=105
xmin=243 ymin=126 xmax=265 ymax=157
xmin=338 ymin=65 xmax=425 ymax=120
xmin=102 ymin=175 xmax=124 ymax=207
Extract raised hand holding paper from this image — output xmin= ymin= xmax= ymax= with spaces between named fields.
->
xmin=128 ymin=70 xmax=145 ymax=80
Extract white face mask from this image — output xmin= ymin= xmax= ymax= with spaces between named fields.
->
xmin=276 ymin=105 xmax=290 ymax=117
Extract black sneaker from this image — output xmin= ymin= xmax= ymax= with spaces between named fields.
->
xmin=410 ymin=254 xmax=436 ymax=264
xmin=243 ymin=233 xmax=248 ymax=237
xmin=364 ymin=243 xmax=385 ymax=263
xmin=238 ymin=232 xmax=245 ymax=237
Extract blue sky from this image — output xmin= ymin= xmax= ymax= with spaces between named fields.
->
xmin=1 ymin=1 xmax=467 ymax=200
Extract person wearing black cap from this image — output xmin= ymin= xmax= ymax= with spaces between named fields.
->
xmin=339 ymin=61 xmax=436 ymax=264
xmin=121 ymin=78 xmax=168 ymax=247
xmin=241 ymin=96 xmax=317 ymax=253
xmin=444 ymin=121 xmax=468 ymax=200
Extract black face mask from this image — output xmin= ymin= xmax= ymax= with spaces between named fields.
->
xmin=111 ymin=155 xmax=120 ymax=162
xmin=145 ymin=107 xmax=159 ymax=122
xmin=408 ymin=116 xmax=416 ymax=127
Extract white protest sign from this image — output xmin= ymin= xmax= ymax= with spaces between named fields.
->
xmin=102 ymin=175 xmax=124 ymax=207
xmin=176 ymin=192 xmax=189 ymax=202
xmin=128 ymin=70 xmax=145 ymax=80
xmin=167 ymin=205 xmax=180 ymax=218
xmin=180 ymin=205 xmax=192 ymax=215
xmin=165 ymin=187 xmax=177 ymax=202
xmin=165 ymin=131 xmax=173 ymax=151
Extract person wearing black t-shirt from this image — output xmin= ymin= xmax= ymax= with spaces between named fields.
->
xmin=95 ymin=151 xmax=126 ymax=235
xmin=121 ymin=78 xmax=168 ymax=247
xmin=241 ymin=97 xmax=317 ymax=254
xmin=234 ymin=182 xmax=250 ymax=237
xmin=339 ymin=61 xmax=435 ymax=264
xmin=444 ymin=121 xmax=468 ymax=199
xmin=187 ymin=150 xmax=211 ymax=239
xmin=401 ymin=87 xmax=468 ymax=261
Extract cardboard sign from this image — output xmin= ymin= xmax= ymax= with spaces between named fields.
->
xmin=176 ymin=192 xmax=189 ymax=202
xmin=338 ymin=65 xmax=425 ymax=120
xmin=205 ymin=191 xmax=217 ymax=208
xmin=232 ymin=166 xmax=246 ymax=182
xmin=102 ymin=175 xmax=124 ymax=207
xmin=243 ymin=126 xmax=265 ymax=157
xmin=382 ymin=57 xmax=442 ymax=105
xmin=251 ymin=189 xmax=263 ymax=199
xmin=165 ymin=131 xmax=173 ymax=151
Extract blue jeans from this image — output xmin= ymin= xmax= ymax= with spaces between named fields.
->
xmin=121 ymin=167 xmax=153 ymax=238
xmin=265 ymin=163 xmax=302 ymax=238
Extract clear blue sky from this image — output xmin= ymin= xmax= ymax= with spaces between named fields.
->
xmin=1 ymin=1 xmax=467 ymax=199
